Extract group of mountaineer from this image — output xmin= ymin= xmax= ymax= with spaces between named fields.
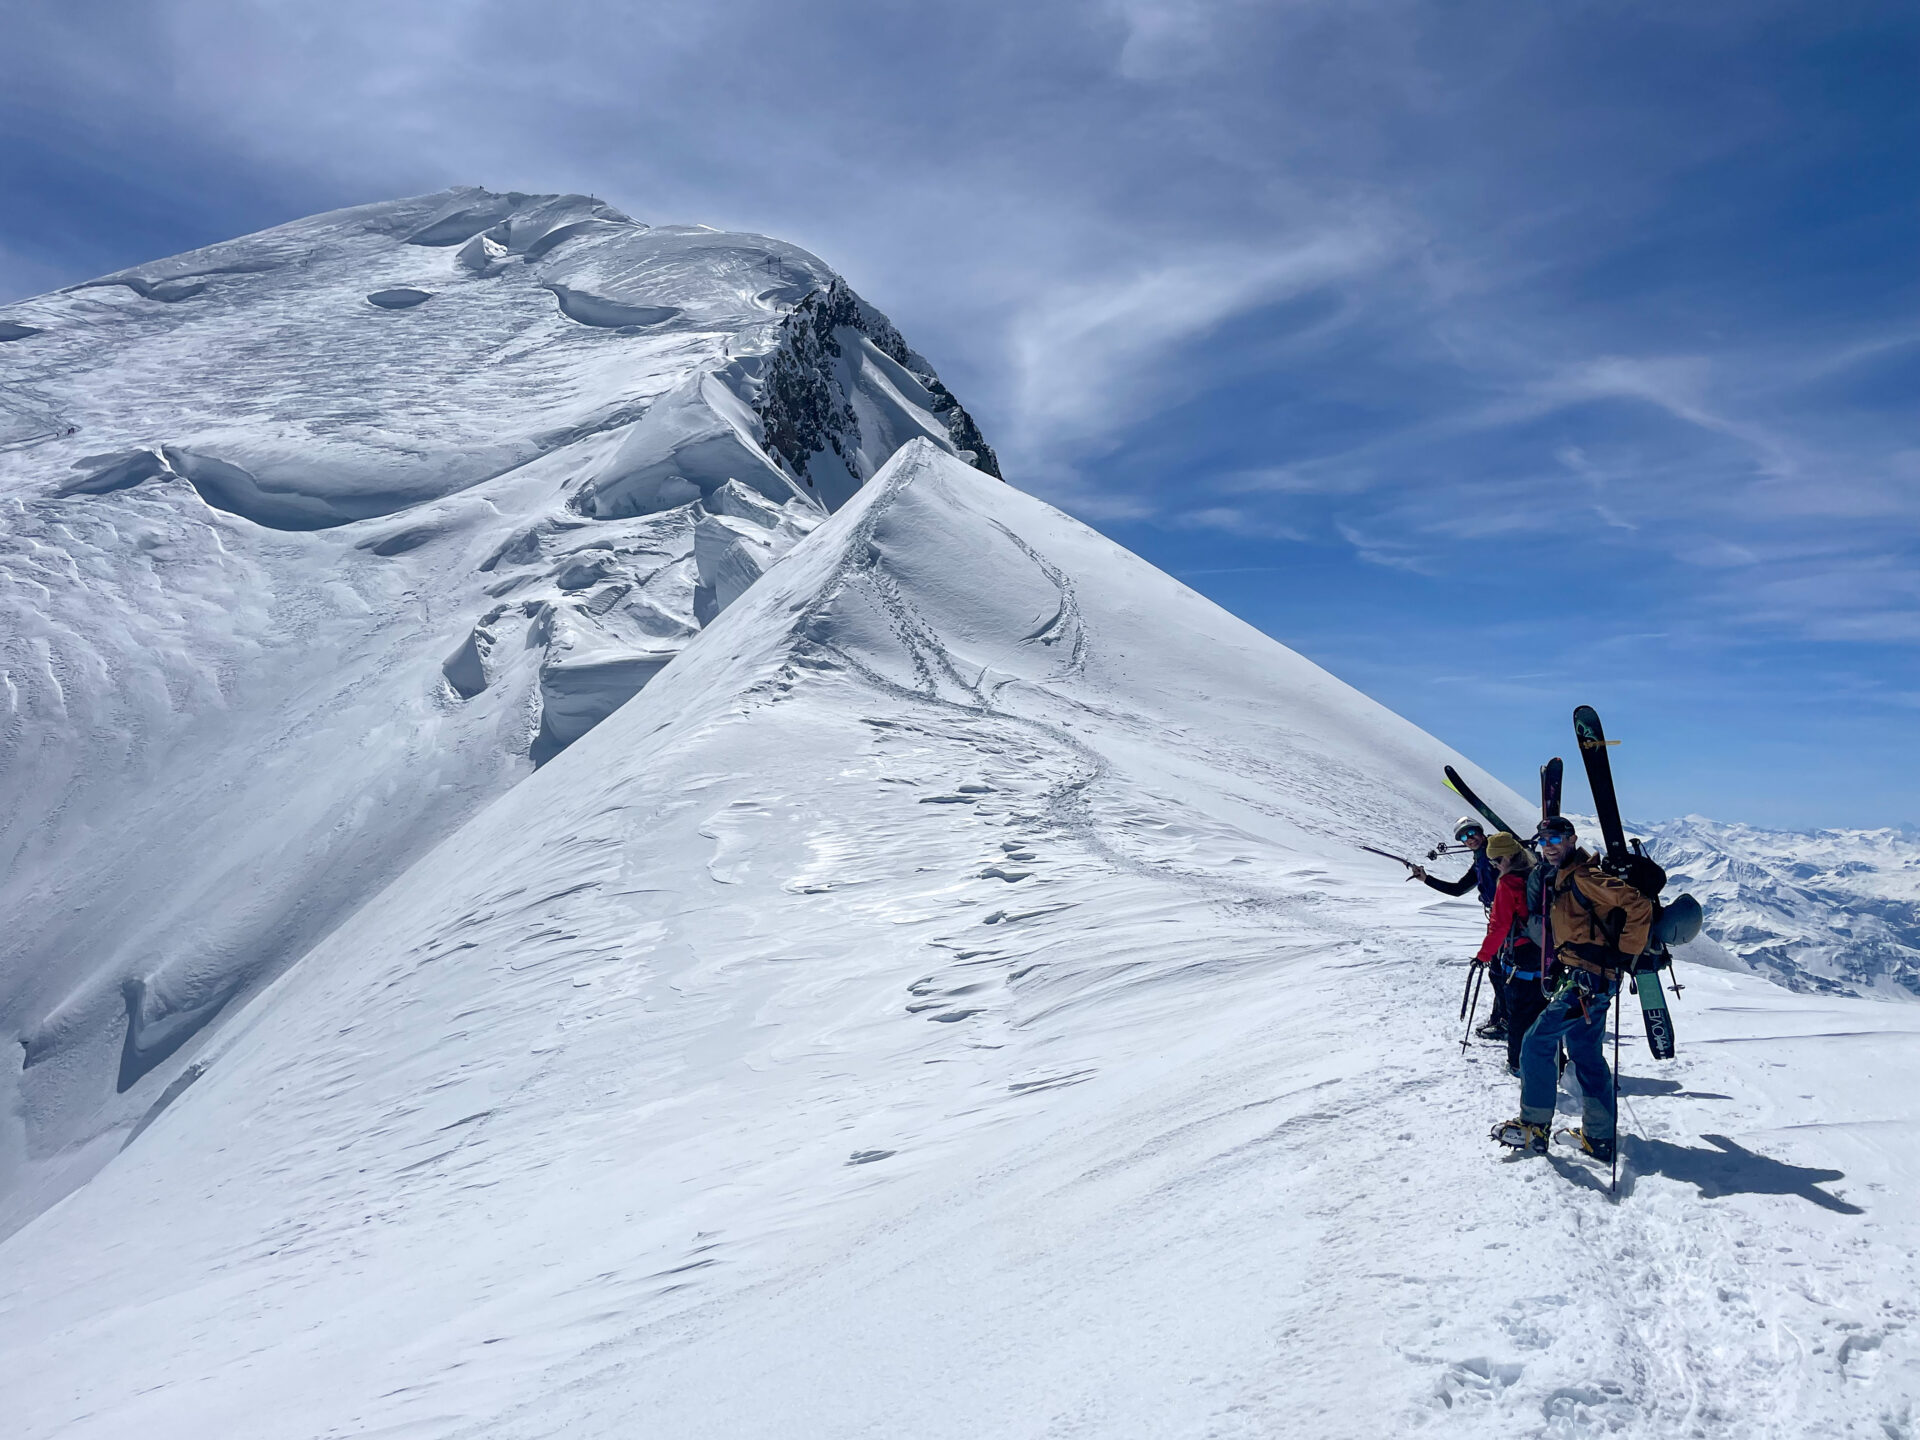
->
xmin=1410 ymin=811 xmax=1656 ymax=1170
xmin=1367 ymin=710 xmax=1700 ymax=1188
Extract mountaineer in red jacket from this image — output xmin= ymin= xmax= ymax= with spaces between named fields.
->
xmin=1472 ymin=832 xmax=1547 ymax=1075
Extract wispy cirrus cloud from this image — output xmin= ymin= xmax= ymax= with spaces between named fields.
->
xmin=1003 ymin=225 xmax=1399 ymax=489
xmin=3 ymin=0 xmax=1916 ymax=822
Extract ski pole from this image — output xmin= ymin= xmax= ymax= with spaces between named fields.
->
xmin=1359 ymin=844 xmax=1421 ymax=873
xmin=1460 ymin=963 xmax=1485 ymax=1055
xmin=1611 ymin=978 xmax=1623 ymax=1197
xmin=1459 ymin=961 xmax=1477 ymax=1020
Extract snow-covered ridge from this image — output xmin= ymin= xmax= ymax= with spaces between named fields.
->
xmin=0 ymin=187 xmax=996 ymax=1234
xmin=1630 ymin=815 xmax=1920 ymax=999
xmin=4 ymin=442 xmax=1914 ymax=1438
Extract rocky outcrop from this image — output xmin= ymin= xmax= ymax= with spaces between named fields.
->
xmin=759 ymin=279 xmax=1001 ymax=488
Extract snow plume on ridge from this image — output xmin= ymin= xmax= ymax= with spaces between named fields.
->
xmin=0 ymin=187 xmax=997 ymax=1236
xmin=2 ymin=443 xmax=1913 ymax=1438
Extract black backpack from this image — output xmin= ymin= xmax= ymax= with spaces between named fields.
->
xmin=1616 ymin=849 xmax=1667 ymax=900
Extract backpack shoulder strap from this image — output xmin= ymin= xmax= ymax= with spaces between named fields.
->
xmin=1559 ymin=865 xmax=1621 ymax=943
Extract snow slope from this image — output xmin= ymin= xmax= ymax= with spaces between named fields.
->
xmin=0 ymin=188 xmax=998 ymax=1235
xmin=1632 ymin=817 xmax=1920 ymax=1000
xmin=1 ymin=444 xmax=1913 ymax=1438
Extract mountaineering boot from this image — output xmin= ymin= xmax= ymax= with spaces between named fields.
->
xmin=1476 ymin=1017 xmax=1507 ymax=1040
xmin=1558 ymin=1128 xmax=1616 ymax=1165
xmin=1491 ymin=1117 xmax=1550 ymax=1155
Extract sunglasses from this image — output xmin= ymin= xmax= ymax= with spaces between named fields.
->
xmin=1455 ymin=828 xmax=1485 ymax=842
xmin=1538 ymin=829 xmax=1575 ymax=844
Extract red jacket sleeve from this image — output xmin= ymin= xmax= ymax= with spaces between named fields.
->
xmin=1474 ymin=873 xmax=1524 ymax=964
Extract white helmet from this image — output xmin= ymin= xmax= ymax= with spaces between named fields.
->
xmin=1453 ymin=816 xmax=1485 ymax=841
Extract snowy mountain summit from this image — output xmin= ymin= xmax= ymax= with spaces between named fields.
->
xmin=0 ymin=187 xmax=996 ymax=1228
xmin=3 ymin=193 xmax=1918 ymax=1437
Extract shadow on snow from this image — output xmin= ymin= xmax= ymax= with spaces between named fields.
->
xmin=1617 ymin=1133 xmax=1863 ymax=1213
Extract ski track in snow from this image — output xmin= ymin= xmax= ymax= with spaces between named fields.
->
xmin=0 ymin=446 xmax=1913 ymax=1438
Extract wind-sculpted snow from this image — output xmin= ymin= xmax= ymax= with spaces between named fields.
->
xmin=0 ymin=444 xmax=1913 ymax=1438
xmin=0 ymin=188 xmax=992 ymax=1234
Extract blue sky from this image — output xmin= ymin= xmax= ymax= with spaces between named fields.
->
xmin=4 ymin=1 xmax=1916 ymax=829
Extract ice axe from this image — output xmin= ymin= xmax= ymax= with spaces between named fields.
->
xmin=1359 ymin=844 xmax=1424 ymax=878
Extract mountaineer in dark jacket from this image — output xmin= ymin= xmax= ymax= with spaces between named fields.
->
xmin=1409 ymin=818 xmax=1507 ymax=1036
xmin=1408 ymin=817 xmax=1496 ymax=907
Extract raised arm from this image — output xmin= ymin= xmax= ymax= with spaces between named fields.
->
xmin=1422 ymin=865 xmax=1478 ymax=897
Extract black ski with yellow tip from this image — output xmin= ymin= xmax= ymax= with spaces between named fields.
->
xmin=1442 ymin=765 xmax=1521 ymax=840
xmin=1571 ymin=704 xmax=1676 ymax=1060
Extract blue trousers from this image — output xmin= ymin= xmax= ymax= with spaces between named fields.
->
xmin=1518 ymin=971 xmax=1616 ymax=1139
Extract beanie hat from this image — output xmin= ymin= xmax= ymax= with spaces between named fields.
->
xmin=1485 ymin=831 xmax=1525 ymax=859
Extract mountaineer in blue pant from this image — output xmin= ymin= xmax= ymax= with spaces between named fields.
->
xmin=1494 ymin=815 xmax=1653 ymax=1164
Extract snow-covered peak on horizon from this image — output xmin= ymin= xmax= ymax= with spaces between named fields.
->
xmin=0 ymin=186 xmax=999 ymax=1234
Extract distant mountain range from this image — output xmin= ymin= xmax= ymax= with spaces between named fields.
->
xmin=1624 ymin=815 xmax=1920 ymax=999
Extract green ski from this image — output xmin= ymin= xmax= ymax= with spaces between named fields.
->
xmin=1443 ymin=764 xmax=1521 ymax=839
xmin=1635 ymin=969 xmax=1675 ymax=1060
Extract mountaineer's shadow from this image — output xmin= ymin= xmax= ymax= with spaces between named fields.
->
xmin=1627 ymin=1133 xmax=1863 ymax=1214
xmin=1616 ymin=1076 xmax=1732 ymax=1100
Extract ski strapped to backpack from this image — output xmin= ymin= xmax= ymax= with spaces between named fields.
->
xmin=1568 ymin=705 xmax=1704 ymax=1060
